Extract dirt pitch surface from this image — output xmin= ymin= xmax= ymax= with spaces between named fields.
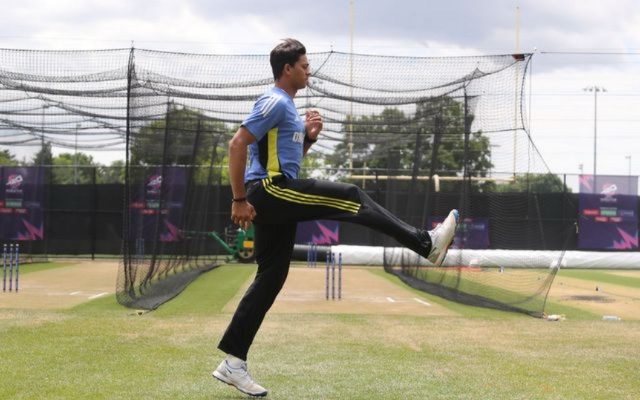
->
xmin=0 ymin=260 xmax=118 ymax=310
xmin=224 ymin=265 xmax=458 ymax=317
xmin=3 ymin=260 xmax=640 ymax=321
xmin=548 ymin=271 xmax=640 ymax=320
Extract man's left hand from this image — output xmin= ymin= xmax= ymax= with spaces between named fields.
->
xmin=305 ymin=109 xmax=323 ymax=140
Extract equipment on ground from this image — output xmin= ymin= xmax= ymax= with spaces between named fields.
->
xmin=184 ymin=225 xmax=255 ymax=263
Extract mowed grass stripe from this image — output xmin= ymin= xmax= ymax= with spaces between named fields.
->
xmin=371 ymin=268 xmax=597 ymax=320
xmin=150 ymin=264 xmax=256 ymax=317
xmin=10 ymin=261 xmax=69 ymax=275
xmin=72 ymin=264 xmax=257 ymax=316
xmin=370 ymin=268 xmax=522 ymax=319
xmin=558 ymin=269 xmax=640 ymax=289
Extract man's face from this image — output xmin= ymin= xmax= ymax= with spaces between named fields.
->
xmin=290 ymin=55 xmax=310 ymax=90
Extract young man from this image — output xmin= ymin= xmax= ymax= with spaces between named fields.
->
xmin=213 ymin=38 xmax=458 ymax=397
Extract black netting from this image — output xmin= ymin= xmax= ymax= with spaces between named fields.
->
xmin=1 ymin=48 xmax=568 ymax=314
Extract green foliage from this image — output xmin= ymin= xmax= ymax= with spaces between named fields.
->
xmin=31 ymin=142 xmax=53 ymax=166
xmin=128 ymin=105 xmax=234 ymax=185
xmin=329 ymin=97 xmax=492 ymax=181
xmin=0 ymin=149 xmax=19 ymax=165
xmin=96 ymin=160 xmax=126 ymax=184
xmin=299 ymin=151 xmax=327 ymax=178
xmin=328 ymin=109 xmax=410 ymax=169
xmin=50 ymin=152 xmax=97 ymax=184
xmin=493 ymin=173 xmax=571 ymax=193
xmin=131 ymin=105 xmax=231 ymax=164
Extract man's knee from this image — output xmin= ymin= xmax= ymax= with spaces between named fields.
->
xmin=339 ymin=181 xmax=364 ymax=201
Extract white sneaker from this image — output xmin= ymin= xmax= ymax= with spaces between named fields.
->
xmin=212 ymin=359 xmax=268 ymax=397
xmin=426 ymin=209 xmax=459 ymax=266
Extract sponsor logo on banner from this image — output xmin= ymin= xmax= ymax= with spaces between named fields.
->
xmin=0 ymin=167 xmax=44 ymax=241
xmin=579 ymin=174 xmax=638 ymax=249
xmin=6 ymin=174 xmax=23 ymax=193
xmin=146 ymin=175 xmax=162 ymax=193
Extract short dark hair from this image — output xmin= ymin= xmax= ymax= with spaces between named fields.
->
xmin=270 ymin=38 xmax=306 ymax=81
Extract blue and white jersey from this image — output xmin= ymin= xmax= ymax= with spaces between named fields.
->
xmin=243 ymin=86 xmax=305 ymax=182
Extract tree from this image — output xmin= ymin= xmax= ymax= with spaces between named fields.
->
xmin=32 ymin=142 xmax=53 ymax=166
xmin=52 ymin=152 xmax=97 ymax=184
xmin=299 ymin=151 xmax=328 ymax=179
xmin=130 ymin=104 xmax=233 ymax=184
xmin=131 ymin=105 xmax=230 ymax=165
xmin=0 ymin=149 xmax=19 ymax=166
xmin=494 ymin=173 xmax=571 ymax=193
xmin=326 ymin=109 xmax=408 ymax=170
xmin=330 ymin=96 xmax=493 ymax=184
xmin=97 ymin=160 xmax=126 ymax=184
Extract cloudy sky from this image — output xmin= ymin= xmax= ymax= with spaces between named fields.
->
xmin=1 ymin=0 xmax=639 ymax=185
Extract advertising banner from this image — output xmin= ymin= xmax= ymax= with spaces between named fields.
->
xmin=129 ymin=167 xmax=186 ymax=242
xmin=0 ymin=167 xmax=44 ymax=241
xmin=578 ymin=175 xmax=638 ymax=249
xmin=295 ymin=220 xmax=340 ymax=245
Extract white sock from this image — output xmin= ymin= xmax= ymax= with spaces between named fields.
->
xmin=226 ymin=354 xmax=245 ymax=368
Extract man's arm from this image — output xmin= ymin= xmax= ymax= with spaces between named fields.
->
xmin=228 ymin=127 xmax=256 ymax=229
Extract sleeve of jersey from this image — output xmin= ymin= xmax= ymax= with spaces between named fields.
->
xmin=241 ymin=94 xmax=285 ymax=141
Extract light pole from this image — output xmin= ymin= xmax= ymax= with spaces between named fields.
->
xmin=626 ymin=155 xmax=631 ymax=176
xmin=583 ymin=86 xmax=606 ymax=191
xmin=74 ymin=123 xmax=79 ymax=184
xmin=40 ymin=104 xmax=49 ymax=165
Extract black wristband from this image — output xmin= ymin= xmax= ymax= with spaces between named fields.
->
xmin=304 ymin=134 xmax=318 ymax=144
xmin=232 ymin=197 xmax=247 ymax=203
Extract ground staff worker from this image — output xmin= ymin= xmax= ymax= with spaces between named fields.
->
xmin=212 ymin=38 xmax=458 ymax=397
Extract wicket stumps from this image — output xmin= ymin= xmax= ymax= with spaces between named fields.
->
xmin=306 ymin=242 xmax=318 ymax=268
xmin=325 ymin=251 xmax=342 ymax=300
xmin=2 ymin=243 xmax=20 ymax=293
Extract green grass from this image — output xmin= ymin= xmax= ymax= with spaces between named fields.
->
xmin=0 ymin=265 xmax=638 ymax=399
xmin=153 ymin=264 xmax=256 ymax=316
xmin=372 ymin=268 xmax=597 ymax=320
xmin=10 ymin=261 xmax=68 ymax=274
xmin=370 ymin=268 xmax=523 ymax=319
xmin=558 ymin=269 xmax=640 ymax=289
xmin=414 ymin=267 xmax=551 ymax=313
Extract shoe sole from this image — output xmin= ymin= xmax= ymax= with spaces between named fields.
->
xmin=433 ymin=237 xmax=453 ymax=267
xmin=433 ymin=210 xmax=458 ymax=267
xmin=212 ymin=370 xmax=268 ymax=397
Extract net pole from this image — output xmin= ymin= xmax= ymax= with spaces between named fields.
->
xmin=513 ymin=5 xmax=520 ymax=177
xmin=421 ymin=113 xmax=442 ymax=228
xmin=146 ymin=100 xmax=173 ymax=287
xmin=90 ymin=166 xmax=97 ymax=260
xmin=121 ymin=46 xmax=136 ymax=300
xmin=348 ymin=0 xmax=354 ymax=170
xmin=407 ymin=124 xmax=423 ymax=226
xmin=458 ymin=91 xmax=472 ymax=221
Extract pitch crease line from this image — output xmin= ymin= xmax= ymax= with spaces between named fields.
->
xmin=414 ymin=298 xmax=431 ymax=306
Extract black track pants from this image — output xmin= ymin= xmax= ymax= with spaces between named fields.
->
xmin=218 ymin=175 xmax=431 ymax=360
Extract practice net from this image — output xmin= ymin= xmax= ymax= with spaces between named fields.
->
xmin=0 ymin=48 xmax=563 ymax=313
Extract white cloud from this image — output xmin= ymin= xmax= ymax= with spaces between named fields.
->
xmin=529 ymin=62 xmax=640 ymax=179
xmin=0 ymin=0 xmax=638 ymax=178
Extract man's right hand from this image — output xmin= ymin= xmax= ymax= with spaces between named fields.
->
xmin=228 ymin=126 xmax=257 ymax=230
xmin=231 ymin=200 xmax=256 ymax=230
